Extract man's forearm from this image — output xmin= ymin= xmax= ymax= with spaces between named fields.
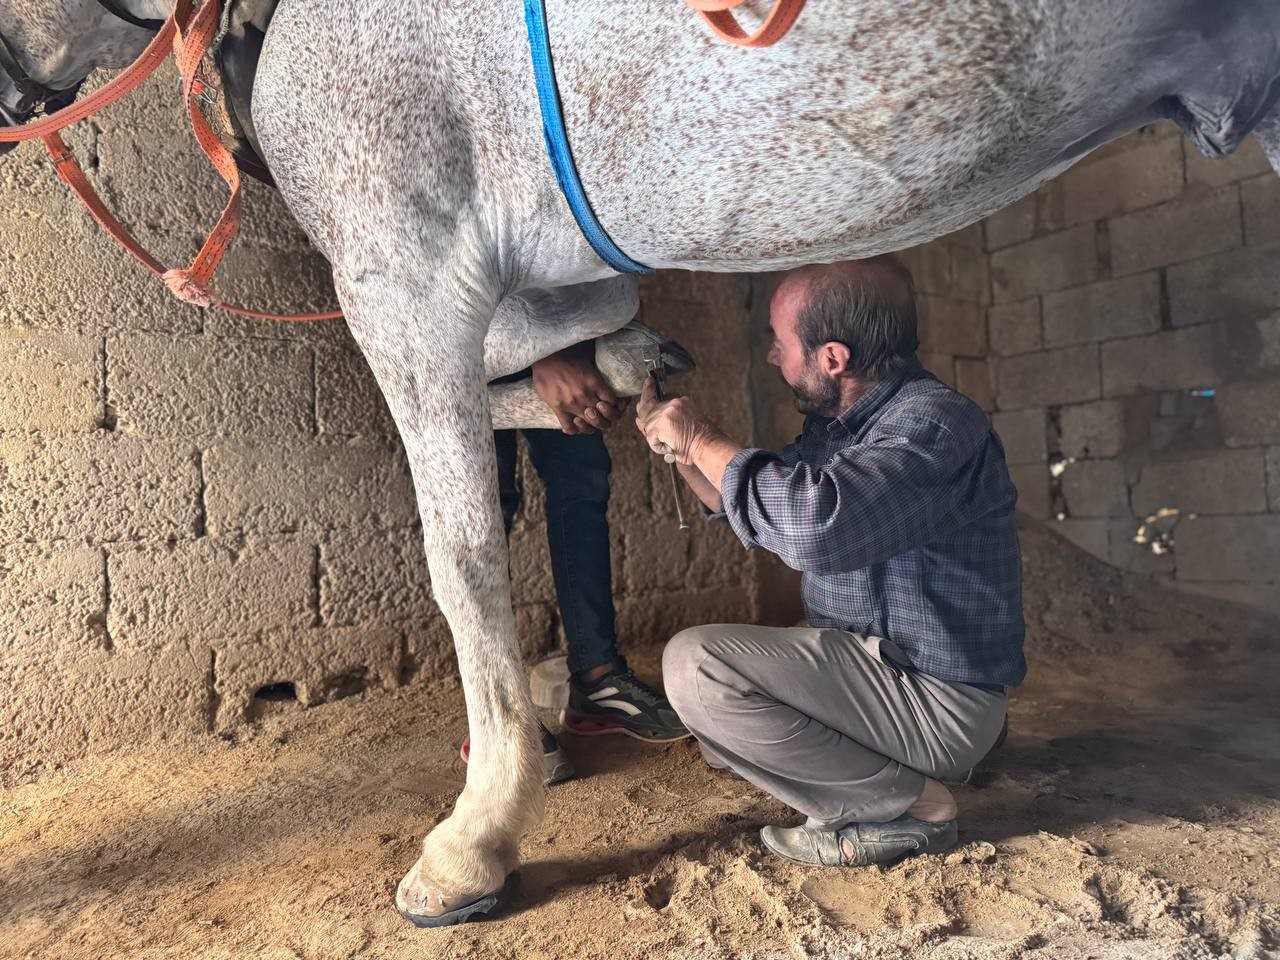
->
xmin=689 ymin=431 xmax=743 ymax=492
xmin=676 ymin=461 xmax=724 ymax=513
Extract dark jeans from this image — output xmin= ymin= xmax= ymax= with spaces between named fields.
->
xmin=494 ymin=427 xmax=618 ymax=675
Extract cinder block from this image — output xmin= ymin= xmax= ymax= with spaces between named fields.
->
xmin=204 ymin=440 xmax=416 ymax=535
xmin=1132 ymin=449 xmax=1267 ymax=517
xmin=1174 ymin=579 xmax=1280 ymax=616
xmin=1107 ymin=518 xmax=1175 ymax=576
xmin=212 ymin=626 xmax=400 ymax=730
xmin=997 ymin=344 xmax=1100 ymax=410
xmin=1216 ymin=379 xmax=1280 ymax=447
xmin=1039 ymin=136 xmax=1183 ymax=231
xmin=0 ymin=436 xmax=200 ymax=544
xmin=901 ymin=243 xmax=952 ymax=297
xmin=1175 ymin=514 xmax=1280 ymax=582
xmin=202 ymin=243 xmax=346 ymax=344
xmin=109 ymin=538 xmax=315 ymax=653
xmin=320 ymin=527 xmax=434 ymax=627
xmin=1059 ymin=399 xmax=1126 ymax=459
xmin=984 ymin=194 xmax=1036 ymax=251
xmin=315 ymin=346 xmax=397 ymax=437
xmin=623 ymin=521 xmax=693 ymax=594
xmin=990 ymin=225 xmax=1098 ymax=302
xmin=1060 ymin=458 xmax=1130 ymax=518
xmin=1008 ymin=463 xmax=1051 ymax=518
xmin=1167 ymin=242 xmax=1280 ymax=327
xmin=615 ymin=586 xmax=753 ymax=650
xmin=1052 ymin=518 xmax=1109 ymax=560
xmin=946 ymin=222 xmax=985 ymax=251
xmin=949 ymin=244 xmax=990 ymax=303
xmin=987 ymin=298 xmax=1042 ymax=356
xmin=508 ymin=516 xmax=556 ymax=606
xmin=1183 ymin=135 xmax=1272 ymax=187
xmin=1101 ymin=326 xmax=1223 ymax=397
xmin=1041 ymin=273 xmax=1162 ymax=347
xmin=108 ymin=333 xmax=313 ymax=438
xmin=515 ymin=602 xmax=557 ymax=661
xmin=402 ymin=613 xmax=457 ymax=682
xmin=688 ymin=516 xmax=753 ymax=590
xmin=1 ymin=648 xmax=212 ymax=786
xmin=0 ymin=542 xmax=104 ymax=657
xmin=1108 ymin=185 xmax=1241 ymax=276
xmin=1268 ymin=447 xmax=1280 ymax=511
xmin=0 ymin=331 xmax=101 ymax=435
xmin=603 ymin=429 xmax=654 ymax=519
xmin=955 ymin=358 xmax=994 ymax=411
xmin=1241 ymin=175 xmax=1280 ymax=247
xmin=918 ymin=297 xmax=986 ymax=357
xmin=1262 ymin=315 xmax=1280 ymax=370
xmin=992 ymin=408 xmax=1046 ymax=465
xmin=920 ymin=352 xmax=956 ymax=388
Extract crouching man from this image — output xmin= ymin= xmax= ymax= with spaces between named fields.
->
xmin=635 ymin=257 xmax=1024 ymax=867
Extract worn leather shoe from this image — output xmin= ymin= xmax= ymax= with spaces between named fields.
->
xmin=760 ymin=814 xmax=958 ymax=867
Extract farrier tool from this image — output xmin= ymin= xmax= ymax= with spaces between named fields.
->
xmin=642 ymin=344 xmax=691 ymax=532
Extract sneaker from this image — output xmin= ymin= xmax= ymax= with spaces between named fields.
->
xmin=562 ymin=667 xmax=690 ymax=742
xmin=460 ymin=723 xmax=575 ymax=786
xmin=760 ymin=814 xmax=958 ymax=867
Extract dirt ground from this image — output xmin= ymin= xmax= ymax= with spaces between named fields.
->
xmin=3 ymin=519 xmax=1279 ymax=960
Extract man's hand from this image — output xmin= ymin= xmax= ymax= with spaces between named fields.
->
xmin=634 ymin=377 xmax=715 ymax=465
xmin=532 ymin=343 xmax=626 ymax=435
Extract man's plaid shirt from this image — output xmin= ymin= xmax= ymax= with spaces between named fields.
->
xmin=720 ymin=358 xmax=1026 ymax=688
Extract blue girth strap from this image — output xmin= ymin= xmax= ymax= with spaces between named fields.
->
xmin=523 ymin=0 xmax=653 ymax=274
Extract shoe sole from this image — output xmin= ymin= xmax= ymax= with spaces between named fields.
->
xmin=397 ymin=871 xmax=520 ymax=928
xmin=459 ymin=742 xmax=576 ymax=786
xmin=560 ymin=708 xmax=692 ymax=743
xmin=759 ymin=829 xmax=956 ymax=869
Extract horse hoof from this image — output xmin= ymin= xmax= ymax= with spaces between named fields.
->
xmin=396 ymin=871 xmax=520 ymax=928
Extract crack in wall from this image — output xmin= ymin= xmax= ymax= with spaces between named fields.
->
xmin=194 ymin=451 xmax=207 ymax=537
xmin=99 ymin=337 xmax=117 ymax=432
xmin=1046 ymin=406 xmax=1069 ymax=518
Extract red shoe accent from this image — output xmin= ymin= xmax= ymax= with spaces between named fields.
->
xmin=561 ymin=709 xmax=629 ymax=735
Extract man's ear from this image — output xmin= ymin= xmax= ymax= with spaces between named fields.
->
xmin=819 ymin=341 xmax=852 ymax=377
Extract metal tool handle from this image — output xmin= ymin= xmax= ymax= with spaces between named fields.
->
xmin=647 ymin=366 xmax=690 ymax=531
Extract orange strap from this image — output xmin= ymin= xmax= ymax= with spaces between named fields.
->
xmin=686 ymin=0 xmax=806 ymax=47
xmin=4 ymin=0 xmax=340 ymax=322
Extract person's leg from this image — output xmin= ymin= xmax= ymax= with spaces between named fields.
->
xmin=522 ymin=427 xmax=619 ymax=676
xmin=523 ymin=427 xmax=687 ymax=742
xmin=663 ymin=624 xmax=1006 ymax=836
xmin=492 ymin=429 xmax=521 ymax=536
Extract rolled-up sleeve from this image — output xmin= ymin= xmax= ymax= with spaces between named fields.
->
xmin=721 ymin=416 xmax=980 ymax=573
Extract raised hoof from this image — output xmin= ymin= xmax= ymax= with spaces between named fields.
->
xmin=397 ymin=871 xmax=521 ymax=929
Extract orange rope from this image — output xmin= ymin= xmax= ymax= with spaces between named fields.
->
xmin=687 ymin=0 xmax=806 ymax=48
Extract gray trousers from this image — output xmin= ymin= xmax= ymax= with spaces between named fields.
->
xmin=662 ymin=624 xmax=1008 ymax=827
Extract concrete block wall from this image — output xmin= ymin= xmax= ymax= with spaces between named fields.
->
xmin=985 ymin=123 xmax=1280 ymax=614
xmin=0 ymin=76 xmax=762 ymax=781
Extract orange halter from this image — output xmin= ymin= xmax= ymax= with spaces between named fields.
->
xmin=0 ymin=0 xmax=341 ymax=322
xmin=687 ymin=0 xmax=807 ymax=48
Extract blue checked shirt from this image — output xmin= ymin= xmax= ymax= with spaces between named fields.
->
xmin=719 ymin=358 xmax=1026 ymax=688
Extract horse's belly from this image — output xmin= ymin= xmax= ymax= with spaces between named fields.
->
xmin=543 ymin=0 xmax=1160 ymax=269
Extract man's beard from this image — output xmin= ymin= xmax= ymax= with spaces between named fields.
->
xmin=789 ymin=364 xmax=841 ymax=416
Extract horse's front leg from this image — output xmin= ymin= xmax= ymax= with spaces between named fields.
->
xmin=334 ymin=252 xmax=544 ymax=926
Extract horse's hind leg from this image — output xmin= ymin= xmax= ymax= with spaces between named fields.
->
xmin=332 ymin=225 xmax=543 ymax=925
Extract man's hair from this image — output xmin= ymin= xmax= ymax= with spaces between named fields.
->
xmin=793 ymin=258 xmax=920 ymax=382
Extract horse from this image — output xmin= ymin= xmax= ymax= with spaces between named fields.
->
xmin=3 ymin=0 xmax=1278 ymax=928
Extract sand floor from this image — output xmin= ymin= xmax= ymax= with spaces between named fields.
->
xmin=3 ymin=521 xmax=1279 ymax=959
